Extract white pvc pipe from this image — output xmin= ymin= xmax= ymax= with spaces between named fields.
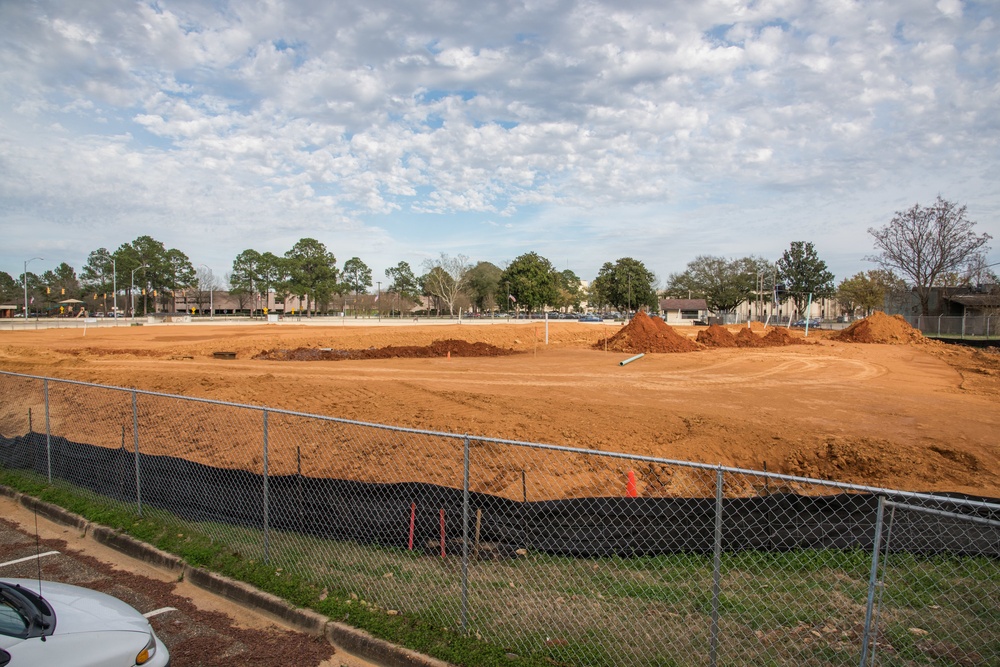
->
xmin=619 ymin=353 xmax=645 ymax=366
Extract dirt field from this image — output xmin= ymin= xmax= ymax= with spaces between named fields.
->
xmin=1 ymin=316 xmax=998 ymax=498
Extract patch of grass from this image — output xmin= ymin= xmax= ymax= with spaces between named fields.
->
xmin=1 ymin=466 xmax=996 ymax=667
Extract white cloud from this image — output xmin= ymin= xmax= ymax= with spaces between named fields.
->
xmin=0 ymin=0 xmax=997 ymax=284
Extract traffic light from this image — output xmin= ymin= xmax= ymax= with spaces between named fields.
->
xmin=61 ymin=288 xmax=65 ymax=295
xmin=46 ymin=287 xmax=50 ymax=295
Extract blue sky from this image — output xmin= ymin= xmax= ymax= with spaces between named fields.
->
xmin=1 ymin=0 xmax=997 ymax=288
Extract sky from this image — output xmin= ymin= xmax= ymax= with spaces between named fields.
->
xmin=1 ymin=0 xmax=998 ymax=290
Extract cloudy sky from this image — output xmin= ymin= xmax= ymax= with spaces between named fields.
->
xmin=1 ymin=0 xmax=997 ymax=289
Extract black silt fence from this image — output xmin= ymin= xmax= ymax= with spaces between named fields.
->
xmin=1 ymin=433 xmax=997 ymax=558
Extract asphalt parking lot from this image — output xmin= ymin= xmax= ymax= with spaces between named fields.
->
xmin=0 ymin=497 xmax=382 ymax=667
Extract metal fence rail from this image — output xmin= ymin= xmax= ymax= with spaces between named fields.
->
xmin=903 ymin=314 xmax=999 ymax=340
xmin=0 ymin=370 xmax=996 ymax=667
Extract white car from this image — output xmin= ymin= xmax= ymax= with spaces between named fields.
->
xmin=0 ymin=578 xmax=169 ymax=666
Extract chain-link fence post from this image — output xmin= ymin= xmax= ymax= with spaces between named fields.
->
xmin=860 ymin=495 xmax=886 ymax=667
xmin=43 ymin=378 xmax=51 ymax=483
xmin=460 ymin=435 xmax=470 ymax=633
xmin=263 ymin=408 xmax=270 ymax=564
xmin=132 ymin=390 xmax=142 ymax=516
xmin=710 ymin=465 xmax=724 ymax=667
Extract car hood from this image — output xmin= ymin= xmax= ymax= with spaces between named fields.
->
xmin=3 ymin=578 xmax=151 ymax=635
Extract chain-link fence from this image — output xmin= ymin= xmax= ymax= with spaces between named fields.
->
xmin=902 ymin=314 xmax=999 ymax=340
xmin=0 ymin=370 xmax=997 ymax=666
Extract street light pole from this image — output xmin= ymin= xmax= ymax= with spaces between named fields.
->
xmin=23 ymin=257 xmax=43 ymax=320
xmin=377 ymin=281 xmax=381 ymax=322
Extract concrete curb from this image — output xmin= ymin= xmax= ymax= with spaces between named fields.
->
xmin=325 ymin=622 xmax=453 ymax=667
xmin=1 ymin=486 xmax=452 ymax=667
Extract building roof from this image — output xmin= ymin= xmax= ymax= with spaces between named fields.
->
xmin=944 ymin=293 xmax=1000 ymax=308
xmin=659 ymin=298 xmax=708 ymax=310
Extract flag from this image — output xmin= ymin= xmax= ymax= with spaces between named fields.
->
xmin=508 ymin=294 xmax=517 ymax=303
xmin=29 ymin=297 xmax=34 ymax=304
xmin=374 ymin=294 xmax=379 ymax=302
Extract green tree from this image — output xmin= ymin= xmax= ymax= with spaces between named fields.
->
xmin=590 ymin=257 xmax=657 ymax=314
xmin=81 ymin=248 xmax=116 ymax=314
xmin=230 ymin=249 xmax=263 ymax=314
xmin=284 ymin=238 xmax=338 ymax=316
xmin=867 ymin=196 xmax=992 ymax=315
xmin=667 ymin=255 xmax=771 ymax=313
xmin=342 ymin=257 xmax=373 ymax=316
xmin=776 ymin=242 xmax=835 ymax=315
xmin=111 ymin=236 xmax=194 ymax=315
xmin=259 ymin=252 xmax=287 ymax=312
xmin=555 ymin=269 xmax=583 ymax=312
xmin=46 ymin=262 xmax=81 ymax=298
xmin=499 ymin=252 xmax=559 ymax=313
xmin=384 ymin=261 xmax=421 ymax=315
xmin=422 ymin=253 xmax=470 ymax=316
xmin=836 ymin=270 xmax=903 ymax=317
xmin=0 ymin=272 xmax=18 ymax=304
xmin=465 ymin=261 xmax=503 ymax=312
xmin=165 ymin=248 xmax=196 ymax=312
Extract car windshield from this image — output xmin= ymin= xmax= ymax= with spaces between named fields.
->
xmin=0 ymin=583 xmax=52 ymax=639
xmin=0 ymin=596 xmax=29 ymax=638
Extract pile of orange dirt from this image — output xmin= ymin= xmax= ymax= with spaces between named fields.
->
xmin=254 ymin=339 xmax=517 ymax=361
xmin=834 ymin=312 xmax=924 ymax=344
xmin=735 ymin=327 xmax=767 ymax=348
xmin=760 ymin=327 xmax=808 ymax=346
xmin=698 ymin=324 xmax=809 ymax=348
xmin=595 ymin=311 xmax=701 ymax=353
xmin=696 ymin=324 xmax=738 ymax=348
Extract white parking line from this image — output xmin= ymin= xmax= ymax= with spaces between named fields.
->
xmin=0 ymin=551 xmax=61 ymax=568
xmin=143 ymin=607 xmax=178 ymax=618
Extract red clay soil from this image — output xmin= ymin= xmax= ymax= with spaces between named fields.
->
xmin=700 ymin=324 xmax=807 ymax=348
xmin=696 ymin=324 xmax=738 ymax=348
xmin=760 ymin=327 xmax=809 ymax=346
xmin=834 ymin=311 xmax=924 ymax=344
xmin=254 ymin=339 xmax=517 ymax=361
xmin=734 ymin=327 xmax=768 ymax=348
xmin=596 ymin=311 xmax=702 ymax=353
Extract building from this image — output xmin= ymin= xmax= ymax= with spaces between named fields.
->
xmin=658 ymin=298 xmax=709 ymax=325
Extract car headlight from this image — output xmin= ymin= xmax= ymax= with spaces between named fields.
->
xmin=135 ymin=634 xmax=157 ymax=665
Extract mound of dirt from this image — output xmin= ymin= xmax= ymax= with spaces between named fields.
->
xmin=696 ymin=324 xmax=738 ymax=348
xmin=254 ymin=339 xmax=517 ymax=361
xmin=735 ymin=327 xmax=768 ymax=348
xmin=834 ymin=312 xmax=923 ymax=344
xmin=760 ymin=327 xmax=808 ymax=346
xmin=595 ymin=311 xmax=701 ymax=354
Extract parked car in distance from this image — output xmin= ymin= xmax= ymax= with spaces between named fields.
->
xmin=792 ymin=318 xmax=822 ymax=328
xmin=0 ymin=578 xmax=169 ymax=666
xmin=579 ymin=314 xmax=603 ymax=322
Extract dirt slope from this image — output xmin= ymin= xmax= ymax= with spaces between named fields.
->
xmin=0 ymin=318 xmax=997 ymax=499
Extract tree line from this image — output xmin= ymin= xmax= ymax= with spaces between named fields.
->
xmin=2 ymin=197 xmax=992 ymax=317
